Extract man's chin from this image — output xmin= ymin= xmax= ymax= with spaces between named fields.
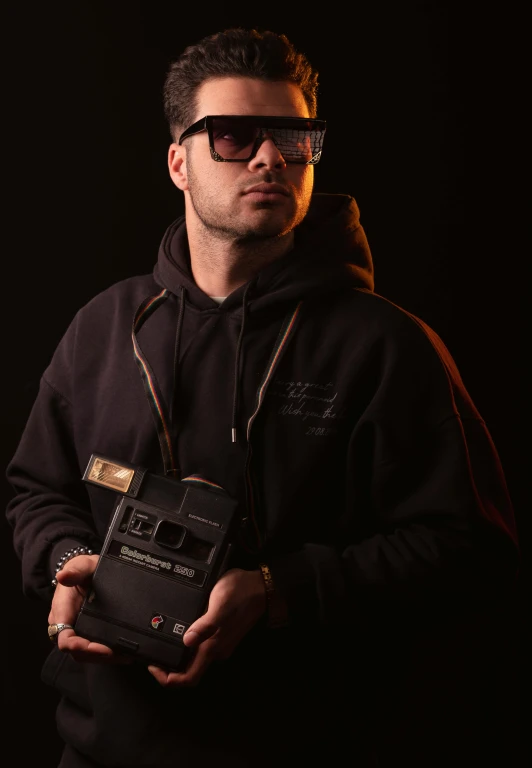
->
xmin=242 ymin=207 xmax=296 ymax=238
xmin=240 ymin=221 xmax=294 ymax=241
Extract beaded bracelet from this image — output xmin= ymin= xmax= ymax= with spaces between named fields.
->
xmin=51 ymin=545 xmax=94 ymax=587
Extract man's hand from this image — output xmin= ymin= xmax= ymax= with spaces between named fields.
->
xmin=48 ymin=553 xmax=131 ymax=664
xmin=148 ymin=567 xmax=267 ymax=687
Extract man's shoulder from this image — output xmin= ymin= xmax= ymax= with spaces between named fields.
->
xmin=79 ymin=273 xmax=161 ymax=316
xmin=44 ymin=273 xmax=165 ymax=383
xmin=57 ymin=272 xmax=166 ymax=349
xmin=333 ymin=288 xmax=430 ymax=334
xmin=326 ymin=288 xmax=452 ymax=362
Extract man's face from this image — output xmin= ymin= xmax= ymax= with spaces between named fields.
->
xmin=169 ymin=77 xmax=315 ymax=242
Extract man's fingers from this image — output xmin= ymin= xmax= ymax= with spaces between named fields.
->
xmin=173 ymin=641 xmax=217 ymax=684
xmin=148 ymin=639 xmax=217 ymax=687
xmin=183 ymin=620 xmax=219 ymax=647
xmin=60 ymin=634 xmax=113 ymax=655
xmin=147 ymin=665 xmax=172 ymax=685
xmin=49 ymin=585 xmax=87 ymax=625
xmin=55 ymin=556 xmax=96 ymax=587
xmin=55 ymin=570 xmax=81 ymax=587
xmin=58 ymin=634 xmax=133 ymax=665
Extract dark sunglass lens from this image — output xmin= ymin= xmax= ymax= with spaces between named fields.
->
xmin=211 ymin=118 xmax=258 ymax=159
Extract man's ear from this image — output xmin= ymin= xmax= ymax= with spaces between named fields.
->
xmin=168 ymin=143 xmax=188 ymax=191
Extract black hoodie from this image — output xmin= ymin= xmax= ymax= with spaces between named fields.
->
xmin=6 ymin=194 xmax=520 ymax=766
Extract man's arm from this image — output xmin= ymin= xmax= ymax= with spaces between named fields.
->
xmin=6 ymin=374 xmax=102 ymax=602
xmin=267 ymin=324 xmax=521 ymax=630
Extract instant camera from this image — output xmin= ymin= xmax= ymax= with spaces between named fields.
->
xmin=75 ymin=454 xmax=238 ymax=670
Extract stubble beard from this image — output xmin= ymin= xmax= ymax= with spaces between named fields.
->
xmin=186 ymin=163 xmax=313 ymax=244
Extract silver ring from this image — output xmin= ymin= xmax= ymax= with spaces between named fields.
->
xmin=48 ymin=623 xmax=75 ymax=643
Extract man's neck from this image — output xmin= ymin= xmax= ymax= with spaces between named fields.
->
xmin=187 ymin=226 xmax=295 ymax=297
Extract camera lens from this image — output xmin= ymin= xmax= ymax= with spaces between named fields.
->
xmin=154 ymin=520 xmax=187 ymax=549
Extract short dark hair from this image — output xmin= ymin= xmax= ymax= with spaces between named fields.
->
xmin=163 ymin=28 xmax=320 ymax=141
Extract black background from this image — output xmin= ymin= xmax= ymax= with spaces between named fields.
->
xmin=4 ymin=3 xmax=529 ymax=766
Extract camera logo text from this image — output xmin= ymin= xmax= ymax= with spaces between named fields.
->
xmin=120 ymin=545 xmax=171 ymax=569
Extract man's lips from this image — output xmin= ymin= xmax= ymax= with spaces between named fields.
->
xmin=243 ymin=183 xmax=290 ymax=198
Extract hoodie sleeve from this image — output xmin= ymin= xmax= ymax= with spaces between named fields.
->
xmin=267 ymin=317 xmax=521 ymax=628
xmin=6 ymin=321 xmax=101 ymax=603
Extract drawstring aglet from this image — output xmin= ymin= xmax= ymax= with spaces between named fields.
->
xmin=232 ymin=428 xmax=237 ymax=443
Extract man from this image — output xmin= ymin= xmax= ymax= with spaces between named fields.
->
xmin=6 ymin=27 xmax=520 ymax=768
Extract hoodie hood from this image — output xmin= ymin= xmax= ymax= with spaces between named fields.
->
xmin=153 ymin=193 xmax=374 ymax=313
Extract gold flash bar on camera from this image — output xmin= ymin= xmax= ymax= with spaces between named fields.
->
xmin=84 ymin=455 xmax=136 ymax=493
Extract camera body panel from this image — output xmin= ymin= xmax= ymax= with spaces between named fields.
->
xmin=75 ymin=454 xmax=239 ymax=670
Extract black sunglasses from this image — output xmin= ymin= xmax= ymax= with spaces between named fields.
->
xmin=178 ymin=115 xmax=326 ymax=164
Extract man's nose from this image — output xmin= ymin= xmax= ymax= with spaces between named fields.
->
xmin=249 ymin=131 xmax=287 ymax=169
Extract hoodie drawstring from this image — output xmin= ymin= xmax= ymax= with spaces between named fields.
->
xmin=133 ymin=285 xmax=303 ymax=505
xmin=131 ymin=288 xmax=179 ymax=477
xmin=171 ymin=285 xmax=186 ymax=428
xmin=231 ymin=283 xmax=251 ymax=443
xmin=170 ymin=283 xmax=250 ymax=444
